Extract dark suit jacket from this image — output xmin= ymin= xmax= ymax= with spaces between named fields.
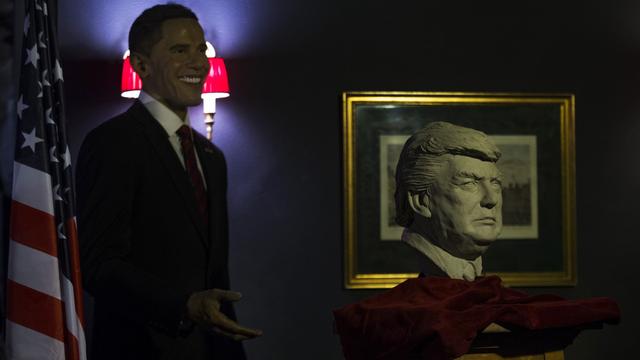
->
xmin=76 ymin=102 xmax=246 ymax=359
xmin=416 ymin=256 xmax=448 ymax=279
xmin=400 ymin=241 xmax=449 ymax=279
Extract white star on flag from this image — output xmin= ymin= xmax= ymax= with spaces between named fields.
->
xmin=23 ymin=14 xmax=30 ymax=36
xmin=21 ymin=128 xmax=43 ymax=152
xmin=25 ymin=44 xmax=39 ymax=69
xmin=42 ymin=70 xmax=51 ymax=86
xmin=54 ymin=60 xmax=64 ymax=82
xmin=46 ymin=108 xmax=54 ymax=124
xmin=50 ymin=145 xmax=59 ymax=163
xmin=62 ymin=146 xmax=71 ymax=168
xmin=37 ymin=81 xmax=43 ymax=98
xmin=53 ymin=185 xmax=63 ymax=201
xmin=16 ymin=95 xmax=29 ymax=119
xmin=57 ymin=223 xmax=67 ymax=240
xmin=38 ymin=32 xmax=47 ymax=48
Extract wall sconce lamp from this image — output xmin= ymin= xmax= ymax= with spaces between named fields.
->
xmin=201 ymin=41 xmax=230 ymax=140
xmin=120 ymin=42 xmax=230 ymax=140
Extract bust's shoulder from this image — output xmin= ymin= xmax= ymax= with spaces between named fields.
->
xmin=80 ymin=104 xmax=151 ymax=157
xmin=88 ymin=103 xmax=144 ymax=134
xmin=416 ymin=256 xmax=449 ymax=278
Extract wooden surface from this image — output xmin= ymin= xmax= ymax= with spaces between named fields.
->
xmin=454 ymin=324 xmax=568 ymax=360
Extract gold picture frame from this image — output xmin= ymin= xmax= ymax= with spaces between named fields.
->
xmin=343 ymin=92 xmax=576 ymax=288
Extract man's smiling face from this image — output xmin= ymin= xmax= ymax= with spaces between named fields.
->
xmin=428 ymin=154 xmax=503 ymax=260
xmin=139 ymin=18 xmax=209 ymax=117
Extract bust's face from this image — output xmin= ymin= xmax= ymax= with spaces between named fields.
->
xmin=428 ymin=155 xmax=503 ymax=260
xmin=141 ymin=18 xmax=209 ymax=113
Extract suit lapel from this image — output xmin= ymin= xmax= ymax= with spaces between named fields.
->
xmin=193 ymin=135 xmax=229 ymax=282
xmin=194 ymin=138 xmax=217 ymax=229
xmin=128 ymin=102 xmax=208 ymax=247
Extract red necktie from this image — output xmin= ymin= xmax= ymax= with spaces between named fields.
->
xmin=176 ymin=125 xmax=208 ymax=225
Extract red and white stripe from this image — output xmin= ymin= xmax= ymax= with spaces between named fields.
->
xmin=6 ymin=162 xmax=87 ymax=360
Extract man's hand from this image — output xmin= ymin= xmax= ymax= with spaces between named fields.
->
xmin=186 ymin=289 xmax=262 ymax=341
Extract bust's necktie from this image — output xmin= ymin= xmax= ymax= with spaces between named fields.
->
xmin=176 ymin=125 xmax=208 ymax=225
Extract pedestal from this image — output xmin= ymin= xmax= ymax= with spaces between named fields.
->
xmin=455 ymin=323 xmax=581 ymax=360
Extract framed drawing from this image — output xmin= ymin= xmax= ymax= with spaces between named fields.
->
xmin=343 ymin=92 xmax=576 ymax=288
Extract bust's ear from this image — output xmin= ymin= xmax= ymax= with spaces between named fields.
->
xmin=407 ymin=192 xmax=431 ymax=219
xmin=130 ymin=51 xmax=151 ymax=79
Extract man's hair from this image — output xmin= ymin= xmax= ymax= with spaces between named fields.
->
xmin=394 ymin=121 xmax=501 ymax=227
xmin=129 ymin=3 xmax=199 ymax=56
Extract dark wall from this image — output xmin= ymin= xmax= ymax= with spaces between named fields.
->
xmin=59 ymin=0 xmax=640 ymax=359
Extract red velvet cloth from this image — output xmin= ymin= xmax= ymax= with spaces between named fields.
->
xmin=333 ymin=276 xmax=620 ymax=360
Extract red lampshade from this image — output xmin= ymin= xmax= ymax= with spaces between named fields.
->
xmin=121 ymin=50 xmax=141 ymax=98
xmin=201 ymin=42 xmax=229 ymax=115
xmin=202 ymin=57 xmax=230 ymax=97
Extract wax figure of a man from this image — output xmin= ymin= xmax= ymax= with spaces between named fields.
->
xmin=394 ymin=121 xmax=503 ymax=280
xmin=76 ymin=4 xmax=261 ymax=359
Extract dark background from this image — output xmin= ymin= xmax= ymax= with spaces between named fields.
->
xmin=2 ymin=0 xmax=639 ymax=359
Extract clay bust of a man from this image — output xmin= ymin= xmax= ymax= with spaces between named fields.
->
xmin=395 ymin=122 xmax=503 ymax=280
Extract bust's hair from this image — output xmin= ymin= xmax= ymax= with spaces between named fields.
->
xmin=394 ymin=121 xmax=501 ymax=227
xmin=129 ymin=3 xmax=199 ymax=57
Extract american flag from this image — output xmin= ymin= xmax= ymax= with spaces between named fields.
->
xmin=5 ymin=0 xmax=87 ymax=359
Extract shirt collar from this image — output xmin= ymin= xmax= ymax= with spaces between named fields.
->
xmin=401 ymin=228 xmax=483 ymax=281
xmin=138 ymin=90 xmax=192 ymax=137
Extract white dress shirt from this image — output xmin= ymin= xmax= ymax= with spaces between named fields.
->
xmin=401 ymin=228 xmax=483 ymax=281
xmin=138 ymin=91 xmax=207 ymax=188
